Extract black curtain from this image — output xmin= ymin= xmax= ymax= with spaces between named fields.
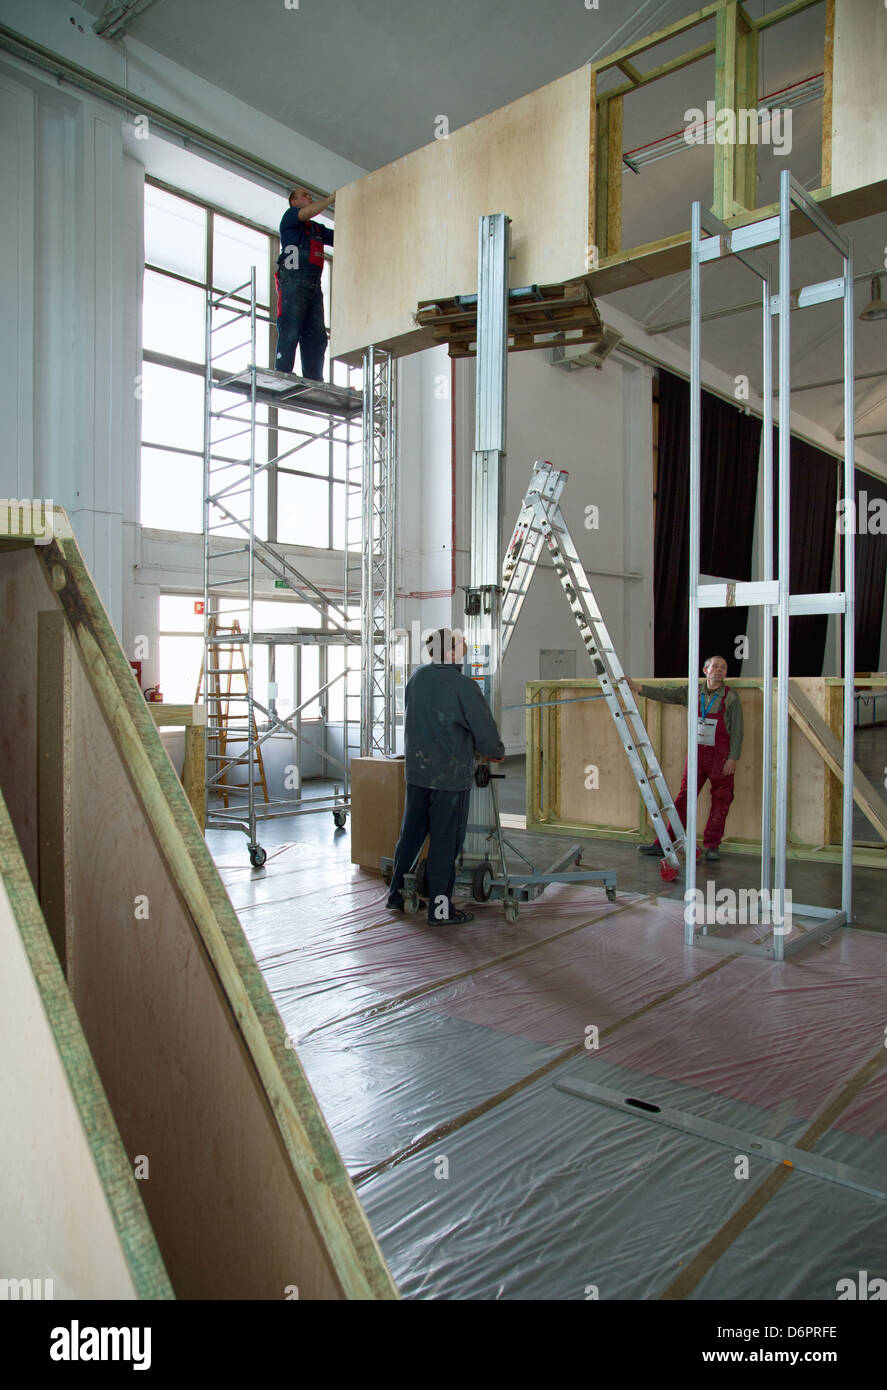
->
xmin=654 ymin=369 xmax=761 ymax=677
xmin=854 ymin=469 xmax=887 ymax=672
xmin=771 ymin=431 xmax=838 ymax=675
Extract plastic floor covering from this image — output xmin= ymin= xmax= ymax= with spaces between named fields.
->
xmin=218 ymin=843 xmax=887 ymax=1300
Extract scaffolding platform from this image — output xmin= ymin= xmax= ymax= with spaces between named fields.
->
xmin=214 ymin=365 xmax=363 ymax=418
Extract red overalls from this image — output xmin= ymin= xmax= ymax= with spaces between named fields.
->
xmin=673 ymin=685 xmax=734 ymax=849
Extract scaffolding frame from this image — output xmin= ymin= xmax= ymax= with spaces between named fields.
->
xmin=686 ymin=168 xmax=855 ymax=960
xmin=358 ymin=346 xmax=397 ymax=756
xmin=202 ymin=268 xmax=367 ymax=864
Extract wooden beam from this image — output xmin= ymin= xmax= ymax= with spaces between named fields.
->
xmin=606 ymin=95 xmax=623 ymax=257
xmin=583 ymin=180 xmax=887 ymax=296
xmin=752 ymin=0 xmax=824 ymax=32
xmin=734 ymin=8 xmax=759 ymax=210
xmin=587 ymin=66 xmax=597 ymax=269
xmin=824 ymin=679 xmax=843 ymax=843
xmin=182 ymin=725 xmax=206 ymax=831
xmin=616 ymin=59 xmax=642 ymax=84
xmin=713 ymin=1 xmax=739 ymax=220
xmin=599 ymin=40 xmax=716 ymax=103
xmin=148 ymin=702 xmax=205 ymax=728
xmin=788 ymin=681 xmax=887 ymax=842
xmin=821 ymin=0 xmax=834 ymax=188
xmin=595 ymin=95 xmax=610 ymax=260
xmin=37 ymin=609 xmax=73 ymax=980
xmin=590 ymin=1 xmax=721 ymax=74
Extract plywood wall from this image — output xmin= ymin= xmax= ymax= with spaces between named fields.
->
xmin=0 ymin=516 xmax=398 ymax=1301
xmin=0 ymin=789 xmax=171 ymax=1299
xmin=330 ymin=66 xmax=593 ymax=362
xmin=831 ymin=0 xmax=887 ymax=198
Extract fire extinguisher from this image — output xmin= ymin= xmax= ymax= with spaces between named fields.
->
xmin=144 ymin=685 xmax=163 ymax=703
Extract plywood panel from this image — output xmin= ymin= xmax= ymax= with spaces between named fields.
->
xmin=0 ymin=544 xmax=58 ymax=886
xmin=330 ymin=66 xmax=592 ymax=362
xmin=558 ymin=685 xmax=639 ymax=830
xmin=830 ymin=0 xmax=887 ymax=197
xmin=65 ymin=649 xmax=346 ymax=1299
xmin=789 ymin=676 xmax=829 ymax=845
xmin=0 ymin=510 xmax=398 ymax=1301
xmin=0 ymin=788 xmax=171 ymax=1299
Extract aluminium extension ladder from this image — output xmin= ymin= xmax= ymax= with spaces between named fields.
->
xmin=502 ymin=460 xmax=688 ymax=877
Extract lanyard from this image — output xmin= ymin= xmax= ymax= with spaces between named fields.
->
xmin=699 ymin=688 xmax=720 ymax=719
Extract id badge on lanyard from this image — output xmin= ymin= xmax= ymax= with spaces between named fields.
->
xmin=698 ymin=688 xmax=719 ymax=746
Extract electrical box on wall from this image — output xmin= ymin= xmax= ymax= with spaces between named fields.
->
xmin=539 ymin=649 xmax=576 ymax=681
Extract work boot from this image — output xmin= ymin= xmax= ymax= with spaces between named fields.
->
xmin=428 ymin=908 xmax=474 ymax=926
xmin=386 ymin=891 xmax=405 ymax=910
xmin=705 ymin=847 xmax=720 ymax=862
xmin=637 ymin=840 xmax=664 ymax=856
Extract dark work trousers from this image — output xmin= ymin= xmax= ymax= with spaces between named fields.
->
xmin=275 ymin=268 xmax=328 ymax=379
xmin=388 ymin=783 xmax=471 ymax=922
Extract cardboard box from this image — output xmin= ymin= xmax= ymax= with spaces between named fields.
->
xmin=350 ymin=757 xmax=406 ymax=870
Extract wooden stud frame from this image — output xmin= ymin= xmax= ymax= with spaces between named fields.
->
xmin=525 ymin=677 xmax=887 ymax=869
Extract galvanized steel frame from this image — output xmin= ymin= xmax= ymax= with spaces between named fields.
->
xmin=686 ymin=169 xmax=854 ymax=960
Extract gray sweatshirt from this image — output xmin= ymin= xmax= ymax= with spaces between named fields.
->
xmin=404 ymin=662 xmax=505 ymax=790
xmin=637 ymin=681 xmax=744 ymax=760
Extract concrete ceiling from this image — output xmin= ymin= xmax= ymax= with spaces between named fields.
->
xmin=83 ymin=0 xmax=885 ymax=462
xmin=82 ymin=0 xmax=721 ymax=170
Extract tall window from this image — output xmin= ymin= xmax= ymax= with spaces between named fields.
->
xmin=140 ymin=181 xmax=352 ymax=543
xmin=158 ymin=591 xmax=329 ymax=720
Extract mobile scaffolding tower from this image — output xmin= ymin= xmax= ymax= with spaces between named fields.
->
xmin=203 ymin=267 xmax=373 ymax=865
xmin=685 ymin=169 xmax=855 ymax=960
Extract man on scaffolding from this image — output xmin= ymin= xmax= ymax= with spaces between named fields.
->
xmin=275 ymin=186 xmax=336 ymax=380
xmin=387 ymin=628 xmax=505 ymax=926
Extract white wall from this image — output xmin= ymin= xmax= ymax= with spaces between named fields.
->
xmin=0 ymin=8 xmax=365 ymax=686
xmin=444 ymin=347 xmax=654 ymax=753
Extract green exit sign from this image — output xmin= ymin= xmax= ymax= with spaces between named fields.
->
xmin=274 ymin=580 xmax=288 ymax=588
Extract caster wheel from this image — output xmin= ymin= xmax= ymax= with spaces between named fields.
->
xmin=333 ymin=810 xmax=347 ymax=828
xmin=415 ymin=857 xmax=429 ymax=898
xmin=503 ymin=899 xmax=519 ymax=924
xmin=660 ymin=859 xmax=678 ymax=883
xmin=606 ymin=887 xmax=616 ymax=902
xmin=249 ymin=846 xmax=267 ymax=868
xmin=471 ymin=861 xmax=493 ymax=902
xmin=402 ymin=891 xmax=419 ymax=915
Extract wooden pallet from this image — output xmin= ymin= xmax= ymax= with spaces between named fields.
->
xmin=415 ymin=281 xmax=603 ymax=358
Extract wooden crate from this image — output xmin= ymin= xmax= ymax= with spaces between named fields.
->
xmin=526 ymin=677 xmax=887 ymax=868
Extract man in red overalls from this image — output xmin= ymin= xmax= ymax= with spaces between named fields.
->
xmin=628 ymin=655 xmax=743 ymax=862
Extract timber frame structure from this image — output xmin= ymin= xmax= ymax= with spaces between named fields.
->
xmin=331 ymin=0 xmax=884 ymax=364
xmin=584 ymin=0 xmax=880 ymax=296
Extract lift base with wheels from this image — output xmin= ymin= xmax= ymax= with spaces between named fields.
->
xmin=381 ymin=765 xmax=617 ymax=922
